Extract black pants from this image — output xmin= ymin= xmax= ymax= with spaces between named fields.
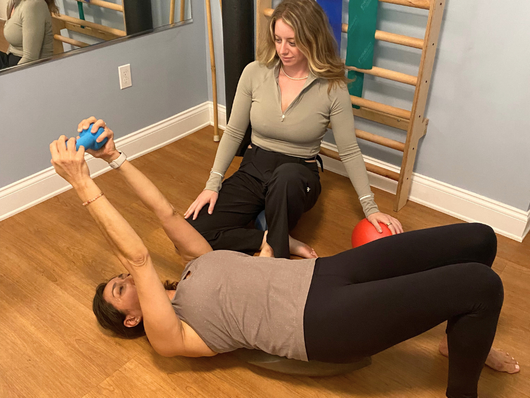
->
xmin=0 ymin=51 xmax=21 ymax=69
xmin=188 ymin=145 xmax=321 ymax=258
xmin=304 ymin=223 xmax=502 ymax=398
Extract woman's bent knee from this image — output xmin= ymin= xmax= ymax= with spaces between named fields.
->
xmin=466 ymin=263 xmax=504 ymax=309
xmin=462 ymin=223 xmax=497 ymax=267
xmin=470 ymin=223 xmax=496 ymax=246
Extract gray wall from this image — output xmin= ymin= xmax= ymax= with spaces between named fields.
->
xmin=207 ymin=0 xmax=530 ymax=211
xmin=0 ymin=0 xmax=209 ymax=188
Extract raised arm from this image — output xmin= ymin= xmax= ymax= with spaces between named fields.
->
xmin=50 ymin=136 xmax=214 ymax=357
xmin=78 ymin=117 xmax=212 ymax=263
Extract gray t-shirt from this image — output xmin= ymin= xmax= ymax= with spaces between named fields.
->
xmin=171 ymin=251 xmax=316 ymax=361
xmin=4 ymin=0 xmax=53 ymax=64
xmin=205 ymin=60 xmax=379 ymax=217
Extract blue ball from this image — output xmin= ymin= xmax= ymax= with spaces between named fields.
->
xmin=255 ymin=210 xmax=268 ymax=231
xmin=76 ymin=123 xmax=108 ymax=151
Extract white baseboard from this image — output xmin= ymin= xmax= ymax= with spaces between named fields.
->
xmin=209 ymin=102 xmax=227 ymax=130
xmin=320 ymin=142 xmax=530 ymax=242
xmin=0 ymin=102 xmax=212 ymax=221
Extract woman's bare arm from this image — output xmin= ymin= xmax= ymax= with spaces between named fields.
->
xmin=116 ymin=161 xmax=213 ymax=263
xmin=77 ymin=117 xmax=213 ymax=263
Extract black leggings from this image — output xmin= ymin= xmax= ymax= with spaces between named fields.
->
xmin=303 ymin=223 xmax=502 ymax=398
xmin=0 ymin=51 xmax=21 ymax=69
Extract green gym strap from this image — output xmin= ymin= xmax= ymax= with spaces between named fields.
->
xmin=77 ymin=1 xmax=86 ymax=29
xmin=347 ymin=70 xmax=364 ymax=109
xmin=346 ymin=0 xmax=379 ymax=105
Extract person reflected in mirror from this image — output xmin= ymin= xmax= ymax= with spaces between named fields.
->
xmin=185 ymin=0 xmax=403 ymax=260
xmin=0 ymin=0 xmax=58 ymax=69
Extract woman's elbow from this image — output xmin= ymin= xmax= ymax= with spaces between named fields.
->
xmin=152 ymin=341 xmax=185 ymax=358
xmin=126 ymin=250 xmax=151 ymax=268
xmin=156 ymin=203 xmax=177 ymax=222
xmin=155 ymin=347 xmax=180 ymax=358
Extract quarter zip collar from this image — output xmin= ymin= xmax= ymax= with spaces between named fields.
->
xmin=274 ymin=62 xmax=318 ymax=88
xmin=274 ymin=62 xmax=318 ymax=122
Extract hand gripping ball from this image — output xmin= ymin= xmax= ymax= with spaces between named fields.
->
xmin=351 ymin=218 xmax=392 ymax=248
xmin=76 ymin=123 xmax=108 ymax=151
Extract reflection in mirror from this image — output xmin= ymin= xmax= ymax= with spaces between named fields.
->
xmin=0 ymin=0 xmax=192 ymax=72
xmin=0 ymin=0 xmax=58 ymax=68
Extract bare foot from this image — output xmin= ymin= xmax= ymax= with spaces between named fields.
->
xmin=289 ymin=235 xmax=318 ymax=259
xmin=259 ymin=241 xmax=274 ymax=257
xmin=484 ymin=349 xmax=521 ymax=373
xmin=259 ymin=232 xmax=274 ymax=257
xmin=438 ymin=335 xmax=520 ymax=374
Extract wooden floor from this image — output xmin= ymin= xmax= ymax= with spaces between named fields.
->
xmin=0 ymin=126 xmax=528 ymax=398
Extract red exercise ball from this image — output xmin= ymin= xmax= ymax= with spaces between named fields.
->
xmin=351 ymin=218 xmax=392 ymax=248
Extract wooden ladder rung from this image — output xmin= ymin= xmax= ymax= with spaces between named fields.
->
xmin=340 ymin=23 xmax=424 ymax=50
xmin=355 ymin=129 xmax=405 ymax=151
xmin=352 ymin=107 xmax=410 ymax=131
xmin=346 ymin=65 xmax=417 ymax=86
xmin=350 ymin=96 xmax=411 ymax=120
xmin=327 ymin=125 xmax=406 ymax=151
xmin=76 ymin=0 xmax=123 ymax=12
xmin=54 ymin=14 xmax=126 ymax=37
xmin=375 ymin=30 xmax=424 ymax=50
xmin=53 ymin=34 xmax=90 ymax=48
xmin=379 ymin=0 xmax=430 ymax=10
xmin=365 ymin=162 xmax=400 ymax=181
xmin=319 ymin=146 xmax=401 ymax=181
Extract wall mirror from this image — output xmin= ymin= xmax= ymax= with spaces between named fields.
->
xmin=0 ymin=0 xmax=192 ymax=74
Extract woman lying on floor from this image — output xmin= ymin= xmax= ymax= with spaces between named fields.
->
xmin=49 ymin=117 xmax=519 ymax=398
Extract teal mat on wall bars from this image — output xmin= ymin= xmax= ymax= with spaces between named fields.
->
xmin=346 ymin=0 xmax=379 ymax=107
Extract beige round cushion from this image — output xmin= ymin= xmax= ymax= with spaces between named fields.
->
xmin=232 ymin=349 xmax=372 ymax=376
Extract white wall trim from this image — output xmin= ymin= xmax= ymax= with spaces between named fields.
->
xmin=320 ymin=142 xmax=530 ymax=242
xmin=0 ymin=102 xmax=212 ymax=221
xmin=209 ymin=102 xmax=227 ymax=130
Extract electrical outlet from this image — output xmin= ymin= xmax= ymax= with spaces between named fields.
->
xmin=118 ymin=64 xmax=132 ymax=89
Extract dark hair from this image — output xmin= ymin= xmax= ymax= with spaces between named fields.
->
xmin=45 ymin=0 xmax=59 ymax=16
xmin=92 ymin=279 xmax=178 ymax=339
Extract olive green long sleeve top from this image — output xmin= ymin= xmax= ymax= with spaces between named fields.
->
xmin=4 ymin=0 xmax=53 ymax=65
xmin=205 ymin=61 xmax=378 ymax=217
